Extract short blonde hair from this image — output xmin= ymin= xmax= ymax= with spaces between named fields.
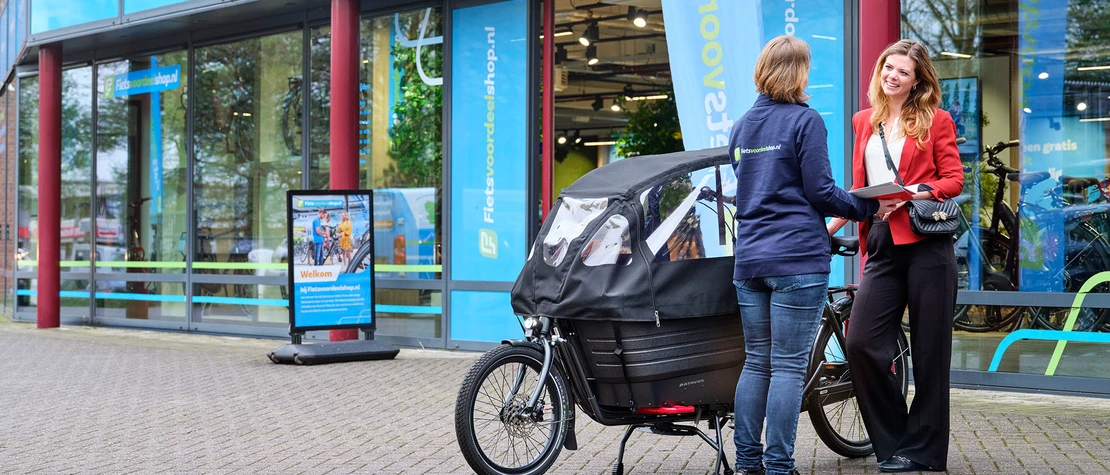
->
xmin=753 ymin=35 xmax=810 ymax=104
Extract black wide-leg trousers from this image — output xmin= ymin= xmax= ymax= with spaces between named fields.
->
xmin=846 ymin=220 xmax=956 ymax=471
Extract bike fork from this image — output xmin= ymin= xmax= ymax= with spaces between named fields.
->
xmin=504 ymin=335 xmax=554 ymax=409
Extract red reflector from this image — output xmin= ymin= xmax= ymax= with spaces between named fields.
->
xmin=635 ymin=405 xmax=695 ymax=414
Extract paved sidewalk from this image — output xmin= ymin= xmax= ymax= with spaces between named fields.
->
xmin=0 ymin=320 xmax=1107 ymax=474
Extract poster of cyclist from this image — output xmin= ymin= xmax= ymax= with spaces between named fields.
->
xmin=286 ymin=190 xmax=376 ymax=331
xmin=939 ymin=77 xmax=980 ymax=157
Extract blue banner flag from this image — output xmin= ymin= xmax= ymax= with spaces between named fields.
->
xmin=661 ymin=0 xmax=762 ymax=150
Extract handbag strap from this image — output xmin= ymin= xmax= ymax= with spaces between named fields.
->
xmin=877 ymin=123 xmax=905 ymax=187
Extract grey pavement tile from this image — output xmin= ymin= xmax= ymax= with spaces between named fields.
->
xmin=1 ymin=323 xmax=1109 ymax=474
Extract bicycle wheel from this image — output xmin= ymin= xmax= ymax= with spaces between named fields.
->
xmin=954 ymin=227 xmax=1025 ymax=332
xmin=1031 ymin=223 xmax=1110 ymax=332
xmin=807 ymin=311 xmax=909 ymax=458
xmin=455 ymin=344 xmax=570 ymax=475
xmin=344 ymin=242 xmax=374 ymax=274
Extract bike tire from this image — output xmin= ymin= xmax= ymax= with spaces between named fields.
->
xmin=455 ymin=344 xmax=569 ymax=475
xmin=807 ymin=312 xmax=910 ymax=458
xmin=954 ymin=227 xmax=1025 ymax=332
xmin=344 ymin=242 xmax=374 ymax=274
xmin=1031 ymin=223 xmax=1110 ymax=332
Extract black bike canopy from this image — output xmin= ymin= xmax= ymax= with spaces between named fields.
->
xmin=511 ymin=147 xmax=738 ymax=323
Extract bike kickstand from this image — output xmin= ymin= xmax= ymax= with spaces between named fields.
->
xmin=613 ymin=424 xmax=637 ymax=475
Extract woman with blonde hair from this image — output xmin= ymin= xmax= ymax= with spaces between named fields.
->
xmin=338 ymin=211 xmax=353 ymax=265
xmin=729 ymin=35 xmax=900 ymax=475
xmin=828 ymin=39 xmax=962 ymax=473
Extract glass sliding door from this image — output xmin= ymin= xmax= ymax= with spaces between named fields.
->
xmin=192 ymin=30 xmax=303 ymax=328
xmin=94 ymin=51 xmax=189 ymax=323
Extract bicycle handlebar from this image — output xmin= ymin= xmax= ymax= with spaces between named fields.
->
xmin=987 ymin=139 xmax=1020 ymax=157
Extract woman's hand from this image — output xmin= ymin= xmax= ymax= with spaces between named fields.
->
xmin=827 ymin=217 xmax=849 ymax=236
xmin=881 ymin=191 xmax=935 ymax=220
xmin=876 ymin=198 xmax=902 ymax=217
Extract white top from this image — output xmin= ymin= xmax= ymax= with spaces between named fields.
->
xmin=864 ymin=122 xmax=907 ymax=186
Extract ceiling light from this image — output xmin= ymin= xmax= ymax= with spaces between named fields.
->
xmin=610 ymin=99 xmax=621 ymax=112
xmin=574 ymin=135 xmax=582 ymax=144
xmin=940 ymin=51 xmax=972 ymax=59
xmin=584 ymin=140 xmax=617 ymax=146
xmin=1023 ymin=107 xmax=1032 ymax=113
xmin=579 ymin=22 xmax=598 ymax=46
xmin=1038 ymin=72 xmax=1049 ymax=79
xmin=1079 ymin=117 xmax=1110 ymax=122
xmin=591 ymin=96 xmax=603 ymax=112
xmin=1077 ymin=102 xmax=1088 ymax=111
xmin=242 ymin=112 xmax=252 ymax=117
xmin=628 ymin=94 xmax=669 ymax=101
xmin=557 ymin=135 xmax=567 ymax=144
xmin=1078 ymin=65 xmax=1110 ymax=71
xmin=628 ymin=7 xmax=648 ymax=28
xmin=555 ymin=45 xmax=567 ymax=64
xmin=586 ymin=44 xmax=598 ymax=65
xmin=554 ymin=29 xmax=572 ymax=37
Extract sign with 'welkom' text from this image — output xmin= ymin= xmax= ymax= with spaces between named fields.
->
xmin=449 ymin=0 xmax=527 ymax=282
xmin=287 ymin=191 xmax=376 ymax=332
xmin=103 ymin=65 xmax=182 ymax=99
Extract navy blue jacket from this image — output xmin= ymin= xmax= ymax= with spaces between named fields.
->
xmin=729 ymin=94 xmax=877 ymax=280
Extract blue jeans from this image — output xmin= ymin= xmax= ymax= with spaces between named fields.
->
xmin=733 ymin=273 xmax=827 ymax=475
xmin=314 ymin=242 xmax=325 ymax=266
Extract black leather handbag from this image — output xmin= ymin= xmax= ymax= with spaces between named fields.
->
xmin=877 ymin=125 xmax=959 ymax=237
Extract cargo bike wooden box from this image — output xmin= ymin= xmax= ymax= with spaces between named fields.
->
xmin=454 ymin=148 xmax=910 ymax=475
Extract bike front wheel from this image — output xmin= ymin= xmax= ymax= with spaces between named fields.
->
xmin=455 ymin=344 xmax=570 ymax=475
xmin=807 ymin=316 xmax=909 ymax=458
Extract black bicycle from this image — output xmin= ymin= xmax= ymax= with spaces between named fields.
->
xmin=454 ymin=149 xmax=908 ymax=475
xmin=956 ymin=139 xmax=1110 ymax=332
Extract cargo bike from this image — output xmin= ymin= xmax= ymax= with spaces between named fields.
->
xmin=454 ymin=148 xmax=910 ymax=474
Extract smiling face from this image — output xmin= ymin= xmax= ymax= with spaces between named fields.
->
xmin=880 ymin=54 xmax=918 ymax=103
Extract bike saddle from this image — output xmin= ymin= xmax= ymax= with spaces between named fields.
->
xmin=830 ymin=235 xmax=858 ymax=256
xmin=1006 ymin=170 xmax=1049 ymax=187
xmin=1059 ymin=176 xmax=1100 ymax=192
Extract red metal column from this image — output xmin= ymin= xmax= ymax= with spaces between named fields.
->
xmin=858 ymin=0 xmax=900 ymax=110
xmin=37 ymin=43 xmax=61 ymax=329
xmin=540 ymin=0 xmax=554 ymax=220
xmin=330 ymin=0 xmax=360 ymax=342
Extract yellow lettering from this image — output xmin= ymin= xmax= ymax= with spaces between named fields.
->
xmin=698 ymin=0 xmax=718 ymax=14
xmin=703 ymin=65 xmax=724 ymax=89
xmin=700 ymin=14 xmax=720 ymax=41
xmin=702 ymin=41 xmax=721 ymax=67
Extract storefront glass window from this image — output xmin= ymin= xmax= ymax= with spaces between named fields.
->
xmin=15 ymin=76 xmax=35 ymax=311
xmin=95 ymin=51 xmax=189 ymax=321
xmin=193 ymin=30 xmax=303 ymax=327
xmin=15 ymin=67 xmax=95 ymax=317
xmin=903 ymin=0 xmax=1110 ymax=380
xmin=0 ymin=87 xmax=9 ymax=314
xmin=124 ymin=0 xmax=187 ymax=15
xmin=359 ymin=10 xmax=443 ymax=281
xmin=30 ymin=0 xmax=118 ymax=34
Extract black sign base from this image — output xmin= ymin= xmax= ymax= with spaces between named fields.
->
xmin=268 ymin=340 xmax=399 ymax=365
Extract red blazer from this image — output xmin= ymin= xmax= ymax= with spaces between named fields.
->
xmin=851 ymin=108 xmax=964 ymax=257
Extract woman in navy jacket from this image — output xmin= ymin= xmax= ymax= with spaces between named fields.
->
xmin=829 ymin=39 xmax=963 ymax=473
xmin=728 ymin=35 xmax=900 ymax=475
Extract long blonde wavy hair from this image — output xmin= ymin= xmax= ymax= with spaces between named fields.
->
xmin=867 ymin=40 xmax=941 ymax=149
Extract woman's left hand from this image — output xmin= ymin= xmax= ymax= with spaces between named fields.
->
xmin=881 ymin=190 xmax=936 ymax=220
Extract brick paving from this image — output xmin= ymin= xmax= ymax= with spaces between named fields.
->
xmin=0 ymin=320 xmax=1107 ymax=474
